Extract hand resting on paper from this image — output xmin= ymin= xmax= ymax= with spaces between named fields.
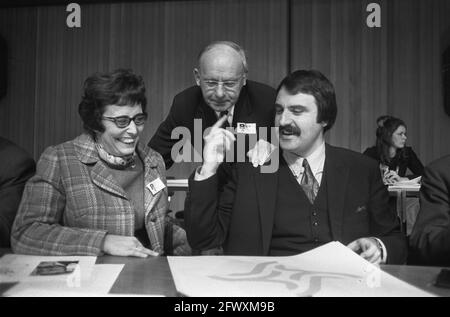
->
xmin=347 ymin=237 xmax=382 ymax=265
xmin=103 ymin=234 xmax=159 ymax=258
xmin=383 ymin=170 xmax=408 ymax=185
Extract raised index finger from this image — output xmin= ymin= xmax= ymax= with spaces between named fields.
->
xmin=211 ymin=114 xmax=229 ymax=131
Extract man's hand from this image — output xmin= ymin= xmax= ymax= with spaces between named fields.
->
xmin=247 ymin=139 xmax=276 ymax=167
xmin=200 ymin=115 xmax=236 ymax=177
xmin=347 ymin=237 xmax=382 ymax=264
xmin=103 ymin=234 xmax=159 ymax=258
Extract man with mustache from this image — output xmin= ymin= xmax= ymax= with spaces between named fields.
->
xmin=149 ymin=41 xmax=276 ymax=169
xmin=185 ymin=70 xmax=407 ymax=264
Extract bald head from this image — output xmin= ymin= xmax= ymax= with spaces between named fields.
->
xmin=194 ymin=41 xmax=248 ymax=112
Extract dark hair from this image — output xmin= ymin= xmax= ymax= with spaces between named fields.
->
xmin=276 ymin=70 xmax=337 ymax=132
xmin=78 ymin=69 xmax=147 ymax=137
xmin=376 ymin=115 xmax=393 ymax=127
xmin=376 ymin=117 xmax=407 ymax=165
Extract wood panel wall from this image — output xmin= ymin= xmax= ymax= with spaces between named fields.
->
xmin=290 ymin=0 xmax=450 ymax=165
xmin=1 ymin=0 xmax=450 ymax=211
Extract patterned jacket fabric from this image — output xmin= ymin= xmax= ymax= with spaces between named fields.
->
xmin=11 ymin=133 xmax=191 ymax=256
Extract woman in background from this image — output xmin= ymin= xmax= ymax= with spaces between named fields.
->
xmin=363 ymin=117 xmax=424 ymax=185
xmin=12 ymin=69 xmax=190 ymax=257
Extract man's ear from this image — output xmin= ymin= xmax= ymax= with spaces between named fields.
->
xmin=193 ymin=68 xmax=201 ymax=86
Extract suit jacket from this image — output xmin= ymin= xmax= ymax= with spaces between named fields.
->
xmin=185 ymin=144 xmax=407 ymax=264
xmin=409 ymin=155 xmax=450 ymax=265
xmin=0 ymin=137 xmax=35 ymax=247
xmin=11 ymin=133 xmax=190 ymax=256
xmin=149 ymin=80 xmax=276 ymax=169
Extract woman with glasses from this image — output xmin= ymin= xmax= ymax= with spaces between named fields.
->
xmin=11 ymin=69 xmax=191 ymax=257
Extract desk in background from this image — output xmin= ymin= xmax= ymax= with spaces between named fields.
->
xmin=388 ymin=185 xmax=420 ymax=235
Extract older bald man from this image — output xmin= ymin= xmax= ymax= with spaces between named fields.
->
xmin=149 ymin=41 xmax=276 ymax=169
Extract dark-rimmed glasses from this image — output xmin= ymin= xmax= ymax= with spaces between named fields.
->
xmin=102 ymin=113 xmax=148 ymax=128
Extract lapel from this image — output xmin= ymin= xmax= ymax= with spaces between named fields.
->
xmin=138 ymin=143 xmax=165 ymax=252
xmin=324 ymin=144 xmax=349 ymax=240
xmin=74 ymin=134 xmax=128 ymax=199
xmin=138 ymin=143 xmax=164 ymax=218
xmin=196 ymin=99 xmax=218 ymax=129
xmin=253 ymin=161 xmax=279 ymax=255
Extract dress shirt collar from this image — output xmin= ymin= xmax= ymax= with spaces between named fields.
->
xmin=282 ymin=141 xmax=326 ymax=179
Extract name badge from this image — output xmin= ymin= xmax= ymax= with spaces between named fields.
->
xmin=236 ymin=122 xmax=256 ymax=134
xmin=146 ymin=178 xmax=166 ymax=195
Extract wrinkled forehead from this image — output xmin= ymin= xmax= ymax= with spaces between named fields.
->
xmin=198 ymin=47 xmax=245 ymax=78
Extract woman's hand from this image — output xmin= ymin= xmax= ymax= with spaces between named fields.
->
xmin=383 ymin=170 xmax=401 ymax=185
xmin=103 ymin=234 xmax=158 ymax=257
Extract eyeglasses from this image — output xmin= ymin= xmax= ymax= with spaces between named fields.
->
xmin=102 ymin=113 xmax=148 ymax=128
xmin=201 ymin=76 xmax=244 ymax=91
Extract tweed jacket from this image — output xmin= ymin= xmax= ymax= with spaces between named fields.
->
xmin=11 ymin=133 xmax=190 ymax=256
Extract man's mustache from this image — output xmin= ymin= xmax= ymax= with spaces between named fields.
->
xmin=279 ymin=125 xmax=301 ymax=136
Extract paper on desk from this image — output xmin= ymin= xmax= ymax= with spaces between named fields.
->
xmin=3 ymin=264 xmax=124 ymax=297
xmin=168 ymin=242 xmax=433 ymax=297
xmin=0 ymin=254 xmax=96 ymax=283
xmin=391 ymin=176 xmax=422 ymax=187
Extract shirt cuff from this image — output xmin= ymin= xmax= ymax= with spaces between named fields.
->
xmin=372 ymin=237 xmax=387 ymax=264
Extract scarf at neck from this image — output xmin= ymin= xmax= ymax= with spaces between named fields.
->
xmin=96 ymin=143 xmax=136 ymax=169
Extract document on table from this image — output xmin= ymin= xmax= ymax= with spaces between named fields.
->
xmin=389 ymin=176 xmax=422 ymax=190
xmin=0 ymin=255 xmax=124 ymax=296
xmin=0 ymin=254 xmax=96 ymax=283
xmin=168 ymin=242 xmax=433 ymax=297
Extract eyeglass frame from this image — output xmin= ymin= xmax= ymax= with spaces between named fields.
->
xmin=199 ymin=74 xmax=246 ymax=91
xmin=102 ymin=112 xmax=148 ymax=129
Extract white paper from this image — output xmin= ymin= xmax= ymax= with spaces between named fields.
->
xmin=390 ymin=176 xmax=422 ymax=189
xmin=167 ymin=179 xmax=188 ymax=188
xmin=3 ymin=264 xmax=124 ymax=297
xmin=0 ymin=254 xmax=96 ymax=283
xmin=168 ymin=242 xmax=433 ymax=297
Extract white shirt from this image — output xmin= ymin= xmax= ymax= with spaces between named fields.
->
xmin=282 ymin=141 xmax=326 ymax=186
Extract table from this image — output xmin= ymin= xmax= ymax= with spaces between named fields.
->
xmin=388 ymin=185 xmax=420 ymax=235
xmin=98 ymin=254 xmax=177 ymax=296
xmin=1 ymin=249 xmax=450 ymax=296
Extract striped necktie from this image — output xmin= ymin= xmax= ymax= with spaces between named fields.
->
xmin=300 ymin=159 xmax=319 ymax=204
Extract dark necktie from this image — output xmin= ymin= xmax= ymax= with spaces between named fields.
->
xmin=220 ymin=111 xmax=230 ymax=128
xmin=300 ymin=159 xmax=319 ymax=204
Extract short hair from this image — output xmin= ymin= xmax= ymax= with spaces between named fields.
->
xmin=197 ymin=41 xmax=248 ymax=73
xmin=376 ymin=117 xmax=407 ymax=165
xmin=78 ymin=69 xmax=147 ymax=137
xmin=276 ymin=70 xmax=337 ymax=132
